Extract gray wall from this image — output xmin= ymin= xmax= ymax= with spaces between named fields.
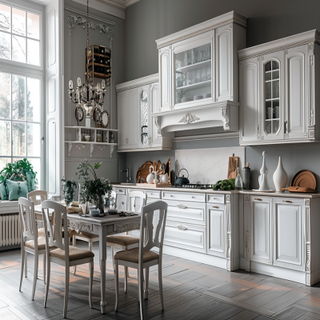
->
xmin=119 ymin=0 xmax=320 ymax=190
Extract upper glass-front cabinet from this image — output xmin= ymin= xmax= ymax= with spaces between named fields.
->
xmin=264 ymin=60 xmax=280 ymax=135
xmin=174 ymin=43 xmax=212 ymax=105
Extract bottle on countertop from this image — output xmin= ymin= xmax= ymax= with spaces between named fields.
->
xmin=235 ymin=167 xmax=243 ymax=190
xmin=242 ymin=162 xmax=251 ymax=190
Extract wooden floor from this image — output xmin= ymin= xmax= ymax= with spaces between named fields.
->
xmin=1 ymin=242 xmax=320 ymax=320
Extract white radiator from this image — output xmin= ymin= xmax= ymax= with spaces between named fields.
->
xmin=0 ymin=214 xmax=21 ymax=247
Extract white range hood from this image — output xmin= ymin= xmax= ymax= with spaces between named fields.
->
xmin=153 ymin=100 xmax=239 ymax=136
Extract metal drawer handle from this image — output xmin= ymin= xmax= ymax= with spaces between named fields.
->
xmin=212 ymin=206 xmax=219 ymax=209
xmin=192 ymin=196 xmax=195 ymax=199
xmin=177 ymin=204 xmax=188 ymax=209
xmin=254 ymin=198 xmax=262 ymax=201
xmin=177 ymin=225 xmax=188 ymax=231
xmin=119 ymin=189 xmax=123 ymax=192
xmin=170 ymin=195 xmax=173 ymax=197
xmin=283 ymin=200 xmax=292 ymax=203
xmin=121 ymin=202 xmax=124 ymax=205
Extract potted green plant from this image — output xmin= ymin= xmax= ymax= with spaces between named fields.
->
xmin=61 ymin=178 xmax=77 ymax=207
xmin=76 ymin=160 xmax=112 ymax=214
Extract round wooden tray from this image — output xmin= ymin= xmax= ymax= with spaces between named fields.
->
xmin=291 ymin=170 xmax=316 ymax=190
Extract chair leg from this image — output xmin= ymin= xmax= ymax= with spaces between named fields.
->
xmin=31 ymin=253 xmax=38 ymax=301
xmin=72 ymin=236 xmax=77 ymax=275
xmin=44 ymin=258 xmax=50 ymax=308
xmin=43 ymin=253 xmax=46 ymax=284
xmin=138 ymin=266 xmax=145 ymax=320
xmin=89 ymin=261 xmax=93 ymax=309
xmin=114 ymin=260 xmax=119 ymax=311
xmin=144 ymin=267 xmax=149 ymax=300
xmin=63 ymin=264 xmax=70 ymax=318
xmin=19 ymin=249 xmax=25 ymax=292
xmin=158 ymin=263 xmax=164 ymax=310
xmin=124 ymin=266 xmax=128 ymax=293
xmin=25 ymin=251 xmax=28 ymax=278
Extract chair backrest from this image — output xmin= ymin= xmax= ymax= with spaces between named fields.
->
xmin=18 ymin=197 xmax=38 ymax=241
xmin=110 ymin=190 xmax=117 ymax=209
xmin=139 ymin=200 xmax=167 ymax=260
xmin=41 ymin=200 xmax=68 ymax=254
xmin=27 ymin=190 xmax=48 ymax=205
xmin=128 ymin=190 xmax=147 ymax=213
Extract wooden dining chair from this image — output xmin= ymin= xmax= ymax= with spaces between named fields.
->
xmin=107 ymin=190 xmax=146 ymax=292
xmin=41 ymin=200 xmax=94 ymax=318
xmin=113 ymin=200 xmax=168 ymax=319
xmin=18 ymin=197 xmax=46 ymax=301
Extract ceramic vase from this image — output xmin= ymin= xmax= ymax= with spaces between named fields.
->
xmin=258 ymin=151 xmax=270 ymax=191
xmin=273 ymin=156 xmax=288 ymax=192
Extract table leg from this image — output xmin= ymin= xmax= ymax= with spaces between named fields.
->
xmin=99 ymin=226 xmax=107 ymax=313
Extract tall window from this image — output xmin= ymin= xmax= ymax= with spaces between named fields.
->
xmin=0 ymin=1 xmax=43 ymax=184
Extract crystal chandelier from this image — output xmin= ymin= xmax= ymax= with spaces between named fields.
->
xmin=68 ymin=0 xmax=106 ymax=120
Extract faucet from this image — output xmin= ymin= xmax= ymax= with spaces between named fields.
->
xmin=121 ymin=168 xmax=132 ymax=183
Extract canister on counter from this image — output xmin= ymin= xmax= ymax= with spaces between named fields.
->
xmin=243 ymin=162 xmax=251 ymax=190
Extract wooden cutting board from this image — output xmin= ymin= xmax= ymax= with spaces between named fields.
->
xmin=227 ymin=154 xmax=239 ymax=179
xmin=281 ymin=186 xmax=315 ymax=193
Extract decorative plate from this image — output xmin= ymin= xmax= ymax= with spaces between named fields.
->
xmin=291 ymin=170 xmax=316 ymax=189
xmin=75 ymin=106 xmax=84 ymax=122
xmin=100 ymin=110 xmax=109 ymax=128
xmin=92 ymin=107 xmax=102 ymax=126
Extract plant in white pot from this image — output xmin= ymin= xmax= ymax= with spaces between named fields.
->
xmin=76 ymin=160 xmax=112 ymax=214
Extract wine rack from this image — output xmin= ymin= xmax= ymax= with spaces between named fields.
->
xmin=86 ymin=45 xmax=111 ymax=83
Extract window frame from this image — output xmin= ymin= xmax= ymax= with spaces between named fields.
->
xmin=0 ymin=0 xmax=45 ymax=188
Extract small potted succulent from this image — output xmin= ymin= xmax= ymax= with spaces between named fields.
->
xmin=61 ymin=178 xmax=77 ymax=207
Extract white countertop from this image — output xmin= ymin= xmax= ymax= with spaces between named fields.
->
xmin=112 ymin=184 xmax=320 ymax=198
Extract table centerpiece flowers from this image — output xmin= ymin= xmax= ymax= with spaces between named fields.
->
xmin=61 ymin=178 xmax=77 ymax=207
xmin=76 ymin=160 xmax=112 ymax=214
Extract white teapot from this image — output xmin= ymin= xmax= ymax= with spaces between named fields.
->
xmin=159 ymin=173 xmax=168 ymax=183
xmin=146 ymin=165 xmax=155 ymax=184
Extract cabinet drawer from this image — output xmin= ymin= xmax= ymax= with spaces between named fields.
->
xmin=162 ymin=191 xmax=205 ymax=202
xmin=114 ymin=187 xmax=127 ymax=195
xmin=146 ymin=190 xmax=161 ymax=199
xmin=166 ymin=200 xmax=206 ymax=225
xmin=207 ymin=194 xmax=225 ymax=204
xmin=164 ymin=221 xmax=206 ymax=253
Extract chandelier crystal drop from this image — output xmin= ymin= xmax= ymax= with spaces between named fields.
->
xmin=68 ymin=0 xmax=107 ymax=119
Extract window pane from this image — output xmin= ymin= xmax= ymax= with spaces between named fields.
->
xmin=27 ymin=77 xmax=40 ymax=122
xmin=12 ymin=7 xmax=25 ymax=36
xmin=27 ymin=123 xmax=40 ymax=156
xmin=27 ymin=39 xmax=40 ymax=65
xmin=0 ymin=72 xmax=11 ymax=119
xmin=12 ymin=35 xmax=26 ymax=62
xmin=27 ymin=12 xmax=39 ymax=39
xmin=0 ymin=121 xmax=11 ymax=156
xmin=0 ymin=31 xmax=11 ymax=59
xmin=12 ymin=122 xmax=25 ymax=156
xmin=12 ymin=75 xmax=26 ymax=120
xmin=0 ymin=4 xmax=11 ymax=32
xmin=0 ymin=158 xmax=11 ymax=171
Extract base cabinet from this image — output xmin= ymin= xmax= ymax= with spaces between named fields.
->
xmin=242 ymin=194 xmax=320 ymax=286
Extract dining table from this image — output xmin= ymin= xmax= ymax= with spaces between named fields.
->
xmin=35 ymin=204 xmax=141 ymax=314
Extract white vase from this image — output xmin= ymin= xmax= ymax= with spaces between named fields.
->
xmin=258 ymin=151 xmax=270 ymax=190
xmin=273 ymin=156 xmax=288 ymax=192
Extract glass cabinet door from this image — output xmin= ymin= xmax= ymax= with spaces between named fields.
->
xmin=174 ymin=43 xmax=212 ymax=105
xmin=264 ymin=61 xmax=280 ymax=135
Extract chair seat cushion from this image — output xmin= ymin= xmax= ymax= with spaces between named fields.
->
xmin=50 ymin=246 xmax=94 ymax=261
xmin=115 ymin=247 xmax=159 ymax=263
xmin=25 ymin=237 xmax=46 ymax=250
xmin=107 ymin=235 xmax=139 ymax=246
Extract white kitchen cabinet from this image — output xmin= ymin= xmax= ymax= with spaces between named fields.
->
xmin=273 ymin=197 xmax=304 ymax=271
xmin=116 ymin=74 xmax=172 ymax=152
xmin=155 ymin=11 xmax=246 ymax=134
xmin=250 ymin=196 xmax=272 ymax=265
xmin=242 ymin=192 xmax=320 ymax=286
xmin=239 ymin=30 xmax=320 ymax=145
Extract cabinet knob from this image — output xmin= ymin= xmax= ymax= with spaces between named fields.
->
xmin=177 ymin=225 xmax=188 ymax=231
xmin=177 ymin=204 xmax=188 ymax=209
xmin=254 ymin=198 xmax=262 ymax=201
xmin=121 ymin=202 xmax=124 ymax=205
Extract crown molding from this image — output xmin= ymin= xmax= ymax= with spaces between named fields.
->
xmin=71 ymin=0 xmax=139 ymax=19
